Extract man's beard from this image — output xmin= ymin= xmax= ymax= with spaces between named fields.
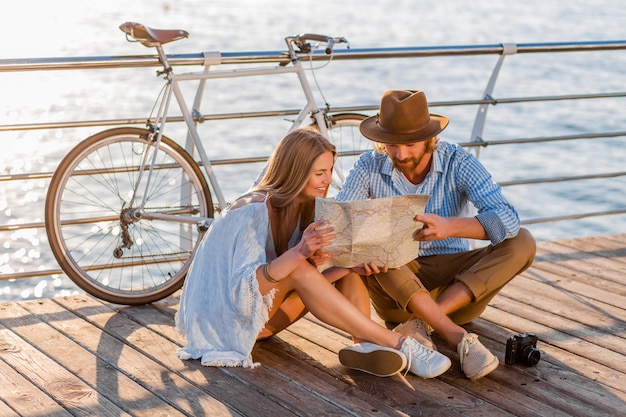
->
xmin=391 ymin=154 xmax=425 ymax=176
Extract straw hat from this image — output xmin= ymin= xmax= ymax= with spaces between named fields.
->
xmin=360 ymin=90 xmax=449 ymax=144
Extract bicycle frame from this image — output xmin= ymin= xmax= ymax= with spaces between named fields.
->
xmin=134 ymin=38 xmax=336 ymax=228
xmin=45 ymin=24 xmax=366 ymax=304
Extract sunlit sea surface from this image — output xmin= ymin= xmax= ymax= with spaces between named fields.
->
xmin=1 ymin=0 xmax=625 ymax=301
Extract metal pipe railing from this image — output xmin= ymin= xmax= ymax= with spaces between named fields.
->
xmin=1 ymin=39 xmax=625 ymax=283
xmin=3 ymin=40 xmax=626 ymax=72
xmin=4 ymin=92 xmax=626 ymax=133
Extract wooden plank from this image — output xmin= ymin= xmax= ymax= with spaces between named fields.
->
xmin=0 ymin=318 xmax=131 ymax=416
xmin=53 ymin=295 xmax=362 ymax=417
xmin=0 ymin=358 xmax=69 ymax=417
xmin=521 ymin=266 xmax=624 ymax=309
xmin=148 ymin=291 xmax=516 ymax=416
xmin=146 ymin=292 xmax=470 ymax=416
xmin=491 ymin=293 xmax=625 ymax=371
xmin=113 ymin=301 xmax=414 ymax=417
xmin=0 ymin=300 xmax=188 ymax=417
xmin=269 ymin=326 xmax=471 ymax=417
xmin=302 ymin=277 xmax=624 ymax=412
xmin=604 ymin=233 xmax=626 ymax=247
xmin=536 ymin=240 xmax=626 ymax=279
xmin=260 ymin=312 xmax=488 ymax=415
xmin=0 ymin=401 xmax=19 ymax=417
xmin=289 ymin=316 xmax=573 ymax=417
xmin=501 ymin=275 xmax=626 ymax=340
xmin=42 ymin=296 xmax=257 ymax=417
xmin=479 ymin=306 xmax=626 ymax=413
xmin=307 ymin=301 xmax=626 ymax=417
xmin=465 ymin=317 xmax=626 ymax=415
xmin=1 ymin=233 xmax=622 ymax=417
xmin=533 ymin=241 xmax=626 ymax=294
xmin=565 ymin=234 xmax=626 ymax=257
xmin=423 ymin=313 xmax=623 ymax=417
xmin=475 ymin=304 xmax=626 ymax=394
xmin=252 ymin=337 xmax=433 ymax=417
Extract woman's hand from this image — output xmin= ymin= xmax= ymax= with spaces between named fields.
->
xmin=308 ymin=249 xmax=331 ymax=267
xmin=296 ymin=221 xmax=335 ymax=259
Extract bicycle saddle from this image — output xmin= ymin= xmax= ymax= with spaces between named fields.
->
xmin=119 ymin=22 xmax=188 ymax=47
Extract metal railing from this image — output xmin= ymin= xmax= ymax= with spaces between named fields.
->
xmin=1 ymin=40 xmax=626 ymax=283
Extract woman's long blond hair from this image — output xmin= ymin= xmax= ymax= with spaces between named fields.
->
xmin=252 ymin=128 xmax=336 ymax=254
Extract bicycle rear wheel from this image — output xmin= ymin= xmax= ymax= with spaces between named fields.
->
xmin=45 ymin=127 xmax=213 ymax=305
xmin=319 ymin=113 xmax=373 ymax=191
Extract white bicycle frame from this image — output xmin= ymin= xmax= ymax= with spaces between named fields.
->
xmin=131 ymin=36 xmax=344 ymax=228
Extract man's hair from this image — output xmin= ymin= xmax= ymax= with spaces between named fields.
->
xmin=374 ymin=136 xmax=439 ymax=154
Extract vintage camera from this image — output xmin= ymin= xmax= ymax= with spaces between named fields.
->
xmin=505 ymin=332 xmax=541 ymax=366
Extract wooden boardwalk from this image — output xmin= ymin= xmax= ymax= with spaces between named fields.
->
xmin=0 ymin=234 xmax=624 ymax=417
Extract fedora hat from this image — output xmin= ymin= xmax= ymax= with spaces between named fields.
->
xmin=360 ymin=90 xmax=449 ymax=144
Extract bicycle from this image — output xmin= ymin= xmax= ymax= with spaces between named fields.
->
xmin=45 ymin=22 xmax=371 ymax=305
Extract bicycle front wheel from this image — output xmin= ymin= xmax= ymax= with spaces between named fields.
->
xmin=45 ymin=127 xmax=213 ymax=305
xmin=321 ymin=113 xmax=373 ymax=190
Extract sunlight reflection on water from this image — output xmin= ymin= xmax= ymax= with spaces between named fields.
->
xmin=1 ymin=0 xmax=626 ymax=301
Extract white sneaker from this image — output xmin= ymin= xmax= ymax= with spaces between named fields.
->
xmin=338 ymin=342 xmax=407 ymax=377
xmin=393 ymin=318 xmax=436 ymax=350
xmin=400 ymin=337 xmax=451 ymax=378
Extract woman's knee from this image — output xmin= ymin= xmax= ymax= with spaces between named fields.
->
xmin=290 ymin=259 xmax=321 ymax=279
xmin=260 ymin=290 xmax=307 ymax=339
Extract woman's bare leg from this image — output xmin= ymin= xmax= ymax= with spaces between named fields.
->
xmin=258 ymin=269 xmax=372 ymax=342
xmin=335 ymin=272 xmax=371 ymax=318
xmin=259 ymin=261 xmax=403 ymax=349
xmin=258 ymin=290 xmax=307 ymax=340
xmin=334 ymin=272 xmax=371 ymax=343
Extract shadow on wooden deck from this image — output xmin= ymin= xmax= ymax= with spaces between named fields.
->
xmin=0 ymin=234 xmax=624 ymax=416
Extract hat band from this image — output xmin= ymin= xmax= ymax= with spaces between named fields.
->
xmin=375 ymin=115 xmax=431 ymax=135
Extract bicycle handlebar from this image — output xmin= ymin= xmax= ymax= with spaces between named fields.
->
xmin=286 ymin=33 xmax=349 ymax=55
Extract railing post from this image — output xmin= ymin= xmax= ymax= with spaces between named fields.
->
xmin=469 ymin=43 xmax=518 ymax=158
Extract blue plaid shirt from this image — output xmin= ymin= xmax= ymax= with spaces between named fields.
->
xmin=335 ymin=141 xmax=520 ymax=257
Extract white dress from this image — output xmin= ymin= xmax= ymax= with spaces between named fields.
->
xmin=175 ymin=197 xmax=301 ymax=368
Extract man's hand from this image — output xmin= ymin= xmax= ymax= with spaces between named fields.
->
xmin=413 ymin=213 xmax=453 ymax=241
xmin=413 ymin=214 xmax=488 ymax=241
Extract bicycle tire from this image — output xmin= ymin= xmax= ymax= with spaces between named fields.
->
xmin=314 ymin=113 xmax=373 ymax=192
xmin=45 ymin=127 xmax=213 ymax=305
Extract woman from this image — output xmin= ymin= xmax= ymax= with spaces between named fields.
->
xmin=175 ymin=128 xmax=451 ymax=379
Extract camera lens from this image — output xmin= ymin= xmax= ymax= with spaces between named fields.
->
xmin=522 ymin=346 xmax=541 ymax=366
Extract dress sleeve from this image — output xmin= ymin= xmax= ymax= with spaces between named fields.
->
xmin=175 ymin=203 xmax=272 ymax=367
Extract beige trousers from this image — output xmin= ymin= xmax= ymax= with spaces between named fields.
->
xmin=365 ymin=228 xmax=536 ymax=325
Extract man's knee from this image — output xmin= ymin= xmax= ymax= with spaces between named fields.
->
xmin=370 ymin=267 xmax=426 ymax=308
xmin=509 ymin=227 xmax=536 ymax=270
xmin=456 ymin=228 xmax=535 ymax=304
xmin=365 ymin=267 xmax=428 ymax=323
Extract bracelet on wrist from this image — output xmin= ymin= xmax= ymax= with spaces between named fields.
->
xmin=262 ymin=262 xmax=280 ymax=284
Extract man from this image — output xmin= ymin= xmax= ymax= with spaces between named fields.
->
xmin=336 ymin=90 xmax=536 ymax=380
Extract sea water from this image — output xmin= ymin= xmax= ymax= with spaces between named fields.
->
xmin=1 ymin=0 xmax=625 ymax=301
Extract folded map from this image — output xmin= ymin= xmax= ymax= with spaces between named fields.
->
xmin=314 ymin=194 xmax=430 ymax=269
